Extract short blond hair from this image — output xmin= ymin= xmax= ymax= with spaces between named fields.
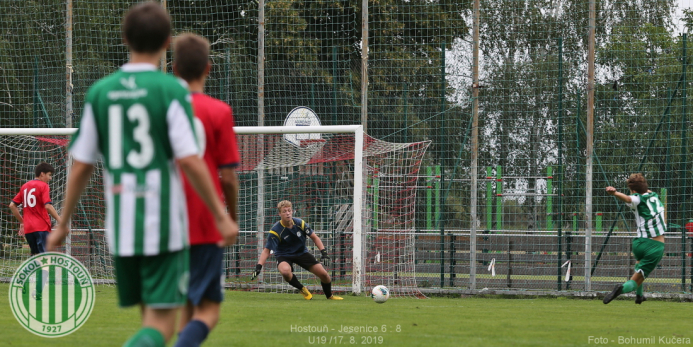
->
xmin=277 ymin=200 xmax=292 ymax=211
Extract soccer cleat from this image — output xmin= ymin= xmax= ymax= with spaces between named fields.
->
xmin=635 ymin=295 xmax=647 ymax=304
xmin=603 ymin=284 xmax=623 ymax=304
xmin=300 ymin=287 xmax=313 ymax=300
xmin=327 ymin=295 xmax=343 ymax=300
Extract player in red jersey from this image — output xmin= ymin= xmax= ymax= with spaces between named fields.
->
xmin=172 ymin=33 xmax=241 ymax=347
xmin=9 ymin=162 xmax=61 ymax=256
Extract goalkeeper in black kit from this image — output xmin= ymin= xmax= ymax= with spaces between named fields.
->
xmin=251 ymin=200 xmax=343 ymax=300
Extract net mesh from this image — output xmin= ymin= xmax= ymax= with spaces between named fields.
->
xmin=0 ymin=135 xmax=112 ymax=283
xmin=2 ymin=0 xmax=693 ymax=294
xmin=0 ymin=132 xmax=430 ymax=297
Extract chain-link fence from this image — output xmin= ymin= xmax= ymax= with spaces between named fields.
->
xmin=1 ymin=0 xmax=692 ymax=295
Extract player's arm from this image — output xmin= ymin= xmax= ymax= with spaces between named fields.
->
xmin=309 ymin=232 xmax=330 ymax=264
xmin=251 ymin=248 xmax=272 ymax=280
xmin=9 ymin=201 xmax=24 ymax=235
xmin=49 ymin=100 xmax=99 ymax=251
xmin=48 ymin=160 xmax=94 ymax=251
xmin=606 ymin=186 xmax=632 ymax=203
xmin=46 ymin=203 xmax=61 ymax=226
xmin=9 ymin=201 xmax=23 ymax=224
xmin=179 ymin=156 xmax=238 ymax=246
xmin=217 ymin=104 xmax=241 ymax=223
xmin=170 ymin=88 xmax=238 ymax=246
xmin=42 ymin=183 xmax=61 ymax=225
xmin=258 ymin=247 xmax=271 ymax=267
xmin=252 ymin=233 xmax=279 ymax=280
xmin=220 ymin=167 xmax=239 ymax=222
xmin=309 ymin=232 xmax=326 ymax=250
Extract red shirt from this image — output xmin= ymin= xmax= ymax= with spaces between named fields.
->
xmin=12 ymin=179 xmax=52 ymax=234
xmin=184 ymin=93 xmax=241 ymax=245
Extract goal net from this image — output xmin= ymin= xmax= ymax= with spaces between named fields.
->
xmin=0 ymin=126 xmax=430 ymax=298
xmin=0 ymin=132 xmax=114 ymax=285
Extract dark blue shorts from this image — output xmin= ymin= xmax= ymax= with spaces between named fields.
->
xmin=25 ymin=231 xmax=49 ymax=255
xmin=188 ymin=244 xmax=224 ymax=305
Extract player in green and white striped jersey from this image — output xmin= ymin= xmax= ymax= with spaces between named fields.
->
xmin=603 ymin=173 xmax=666 ymax=305
xmin=46 ymin=3 xmax=238 ymax=347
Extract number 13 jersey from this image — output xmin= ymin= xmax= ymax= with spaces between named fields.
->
xmin=69 ymin=63 xmax=199 ymax=257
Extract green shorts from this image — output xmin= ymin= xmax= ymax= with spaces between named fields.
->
xmin=632 ymin=238 xmax=665 ymax=278
xmin=113 ymin=249 xmax=189 ymax=308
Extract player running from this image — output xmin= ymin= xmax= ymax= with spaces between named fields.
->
xmin=603 ymin=173 xmax=666 ymax=305
xmin=172 ymin=33 xmax=241 ymax=347
xmin=251 ymin=200 xmax=343 ymax=301
xmin=47 ymin=3 xmax=238 ymax=346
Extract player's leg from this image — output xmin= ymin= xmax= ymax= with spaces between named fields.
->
xmin=24 ymin=233 xmax=42 ymax=298
xmin=35 ymin=231 xmax=49 ymax=254
xmin=277 ymin=259 xmax=294 ymax=281
xmin=34 ymin=231 xmax=51 ymax=297
xmin=25 ymin=232 xmax=40 ymax=256
xmin=300 ymin=253 xmax=342 ymax=300
xmin=604 ymin=238 xmax=664 ymax=304
xmin=632 ymin=240 xmax=664 ymax=304
xmin=175 ymin=245 xmax=224 ymax=347
xmin=174 ymin=298 xmax=221 ymax=347
xmin=124 ymin=250 xmax=189 ymax=346
xmin=278 ymin=258 xmax=312 ymax=299
xmin=604 ymin=239 xmax=640 ymax=304
xmin=126 ymin=307 xmax=178 ymax=345
xmin=178 ymin=300 xmax=194 ymax=332
xmin=114 ymin=256 xmax=167 ymax=346
xmin=634 ymin=261 xmax=645 ymax=304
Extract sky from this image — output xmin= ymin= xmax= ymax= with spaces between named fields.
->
xmin=675 ymin=0 xmax=693 ymax=33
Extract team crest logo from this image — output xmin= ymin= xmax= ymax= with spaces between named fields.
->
xmin=297 ymin=232 xmax=301 ymax=237
xmin=120 ymin=76 xmax=137 ymax=89
xmin=8 ymin=252 xmax=95 ymax=338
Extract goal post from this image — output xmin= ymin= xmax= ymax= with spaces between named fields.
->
xmin=0 ymin=126 xmax=429 ymax=298
xmin=234 ymin=125 xmax=365 ymax=294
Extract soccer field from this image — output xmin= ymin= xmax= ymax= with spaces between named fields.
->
xmin=1 ymin=284 xmax=691 ymax=347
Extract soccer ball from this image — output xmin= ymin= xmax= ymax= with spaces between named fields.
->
xmin=371 ymin=285 xmax=390 ymax=304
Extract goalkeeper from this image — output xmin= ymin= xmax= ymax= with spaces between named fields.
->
xmin=251 ymin=200 xmax=343 ymax=300
xmin=603 ymin=173 xmax=666 ymax=305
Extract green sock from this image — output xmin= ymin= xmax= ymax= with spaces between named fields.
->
xmin=636 ymin=284 xmax=643 ymax=296
xmin=622 ymin=280 xmax=637 ymax=293
xmin=123 ymin=327 xmax=165 ymax=347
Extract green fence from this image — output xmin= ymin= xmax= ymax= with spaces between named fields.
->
xmin=1 ymin=0 xmax=692 ymax=294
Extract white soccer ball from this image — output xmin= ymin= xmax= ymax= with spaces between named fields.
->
xmin=371 ymin=285 xmax=390 ymax=304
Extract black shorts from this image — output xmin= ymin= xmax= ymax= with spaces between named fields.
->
xmin=276 ymin=252 xmax=320 ymax=272
xmin=25 ymin=231 xmax=49 ymax=255
xmin=188 ymin=244 xmax=224 ymax=305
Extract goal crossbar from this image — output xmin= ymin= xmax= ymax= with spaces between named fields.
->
xmin=1 ymin=126 xmax=367 ymax=294
xmin=0 ymin=125 xmax=362 ymax=136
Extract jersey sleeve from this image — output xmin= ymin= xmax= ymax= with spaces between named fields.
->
xmin=216 ymin=105 xmax=240 ymax=168
xmin=41 ymin=183 xmax=52 ymax=205
xmin=167 ymin=87 xmax=199 ymax=159
xmin=627 ymin=195 xmax=640 ymax=210
xmin=264 ymin=232 xmax=279 ymax=252
xmin=299 ymin=219 xmax=313 ymax=236
xmin=69 ymin=102 xmax=100 ymax=164
xmin=12 ymin=188 xmax=23 ymax=205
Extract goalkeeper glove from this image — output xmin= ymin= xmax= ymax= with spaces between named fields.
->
xmin=251 ymin=264 xmax=262 ymax=280
xmin=319 ymin=249 xmax=331 ymax=266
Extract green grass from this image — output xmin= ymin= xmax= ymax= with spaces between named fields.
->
xmin=1 ymin=283 xmax=691 ymax=346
